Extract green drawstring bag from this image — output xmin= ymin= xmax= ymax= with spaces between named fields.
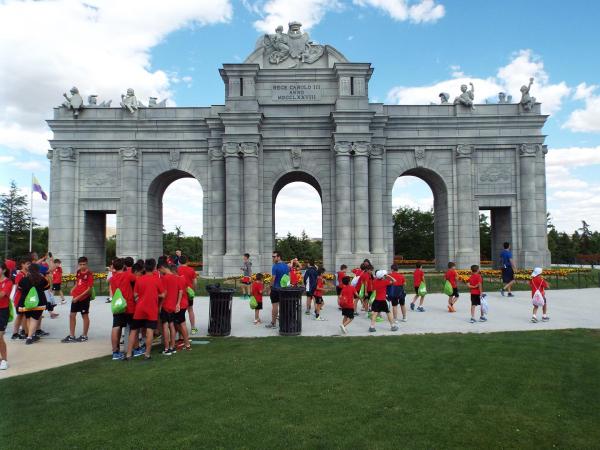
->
xmin=249 ymin=296 xmax=258 ymax=309
xmin=8 ymin=300 xmax=15 ymax=323
xmin=443 ymin=280 xmax=454 ymax=296
xmin=358 ymin=283 xmax=365 ymax=299
xmin=418 ymin=281 xmax=427 ymax=297
xmin=186 ymin=287 xmax=195 ymax=299
xmin=90 ymin=286 xmax=96 ymax=300
xmin=24 ymin=287 xmax=40 ymax=309
xmin=280 ymin=274 xmax=291 ymax=288
xmin=111 ymin=288 xmax=127 ymax=314
xmin=369 ymin=290 xmax=376 ymax=305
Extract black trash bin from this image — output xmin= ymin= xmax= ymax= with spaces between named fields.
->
xmin=207 ymin=287 xmax=234 ymax=337
xmin=277 ymin=287 xmax=304 ymax=336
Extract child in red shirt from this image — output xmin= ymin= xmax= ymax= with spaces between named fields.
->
xmin=314 ymin=268 xmax=326 ymax=320
xmin=336 ymin=264 xmax=348 ymax=297
xmin=445 ymin=262 xmax=459 ymax=313
xmin=175 ymin=273 xmax=191 ymax=351
xmin=0 ymin=262 xmax=14 ymax=369
xmin=467 ymin=264 xmax=485 ymax=323
xmin=410 ymin=263 xmax=426 ymax=312
xmin=388 ymin=264 xmax=407 ymax=323
xmin=369 ymin=270 xmax=399 ymax=333
xmin=177 ymin=255 xmax=198 ymax=335
xmin=251 ymin=273 xmax=264 ymax=324
xmin=530 ymin=267 xmax=549 ymax=323
xmin=10 ymin=259 xmax=30 ymax=339
xmin=61 ymin=256 xmax=94 ymax=343
xmin=339 ymin=276 xmax=359 ymax=334
xmin=51 ymin=258 xmax=65 ymax=304
xmin=158 ymin=262 xmax=183 ymax=355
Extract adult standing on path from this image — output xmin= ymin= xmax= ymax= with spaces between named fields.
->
xmin=266 ymin=251 xmax=289 ymax=329
xmin=500 ymin=242 xmax=516 ymax=297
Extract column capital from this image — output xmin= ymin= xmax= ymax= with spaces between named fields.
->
xmin=210 ymin=146 xmax=224 ymax=161
xmin=333 ymin=141 xmax=352 ymax=156
xmin=240 ymin=142 xmax=259 ymax=157
xmin=223 ymin=142 xmax=241 ymax=158
xmin=58 ymin=147 xmax=76 ymax=161
xmin=519 ymin=143 xmax=541 ymax=157
xmin=369 ymin=144 xmax=384 ymax=159
xmin=455 ymin=144 xmax=474 ymax=158
xmin=119 ymin=147 xmax=138 ymax=161
xmin=46 ymin=149 xmax=54 ymax=161
xmin=352 ymin=141 xmax=370 ymax=157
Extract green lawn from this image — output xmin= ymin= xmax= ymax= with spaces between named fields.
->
xmin=2 ymin=329 xmax=599 ymax=449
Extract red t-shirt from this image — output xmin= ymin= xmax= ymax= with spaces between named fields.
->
xmin=177 ymin=265 xmax=197 ymax=289
xmin=178 ymin=276 xmax=189 ymax=310
xmin=110 ymin=271 xmax=137 ymax=314
xmin=315 ymin=276 xmax=325 ymax=297
xmin=337 ymin=271 xmax=346 ymax=286
xmin=413 ymin=269 xmax=425 ymax=288
xmin=373 ymin=278 xmax=392 ymax=300
xmin=71 ymin=269 xmax=94 ymax=299
xmin=0 ymin=277 xmax=13 ymax=308
xmin=468 ymin=273 xmax=483 ymax=295
xmin=445 ymin=269 xmax=457 ymax=288
xmin=390 ymin=272 xmax=405 ymax=286
xmin=339 ymin=285 xmax=356 ymax=309
xmin=351 ymin=268 xmax=361 ymax=276
xmin=161 ymin=273 xmax=182 ymax=313
xmin=290 ymin=270 xmax=300 ymax=286
xmin=357 ymin=271 xmax=370 ymax=291
xmin=133 ymin=273 xmax=165 ymax=320
xmin=251 ymin=281 xmax=264 ymax=302
xmin=52 ymin=266 xmax=63 ymax=284
xmin=13 ymin=271 xmax=26 ymax=306
xmin=5 ymin=259 xmax=16 ymax=275
xmin=530 ymin=276 xmax=548 ymax=297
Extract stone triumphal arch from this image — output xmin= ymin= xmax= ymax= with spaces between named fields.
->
xmin=48 ymin=22 xmax=550 ymax=275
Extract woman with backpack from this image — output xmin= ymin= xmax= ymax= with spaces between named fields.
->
xmin=18 ymin=263 xmax=48 ymax=345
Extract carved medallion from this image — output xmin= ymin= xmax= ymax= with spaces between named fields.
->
xmin=169 ymin=149 xmax=180 ymax=168
xmin=290 ymin=148 xmax=302 ymax=168
xmin=414 ymin=147 xmax=426 ymax=166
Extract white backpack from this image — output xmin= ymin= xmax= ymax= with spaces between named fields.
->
xmin=350 ymin=272 xmax=361 ymax=287
xmin=531 ymin=278 xmax=545 ymax=307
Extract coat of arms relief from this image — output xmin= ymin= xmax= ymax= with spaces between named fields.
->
xmin=261 ymin=21 xmax=324 ymax=67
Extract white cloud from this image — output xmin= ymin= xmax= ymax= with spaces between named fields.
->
xmin=0 ymin=0 xmax=232 ymax=155
xmin=563 ymin=83 xmax=600 ymax=132
xmin=392 ymin=176 xmax=433 ymax=211
xmin=275 ymin=182 xmax=322 ymax=237
xmin=250 ymin=0 xmax=341 ymax=33
xmin=387 ymin=50 xmax=571 ymax=115
xmin=162 ymin=178 xmax=204 ymax=236
xmin=354 ymin=0 xmax=445 ymax=23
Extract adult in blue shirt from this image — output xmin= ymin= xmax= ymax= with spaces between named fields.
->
xmin=500 ymin=242 xmax=516 ymax=297
xmin=267 ymin=251 xmax=289 ymax=328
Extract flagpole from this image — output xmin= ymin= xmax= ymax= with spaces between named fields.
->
xmin=29 ymin=173 xmax=33 ymax=253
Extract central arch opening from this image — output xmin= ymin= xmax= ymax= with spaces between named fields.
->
xmin=273 ymin=171 xmax=323 ymax=265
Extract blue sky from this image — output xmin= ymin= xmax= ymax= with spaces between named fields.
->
xmin=1 ymin=0 xmax=599 ymax=237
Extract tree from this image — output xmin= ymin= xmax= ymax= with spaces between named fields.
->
xmin=393 ymin=207 xmax=434 ymax=260
xmin=479 ymin=213 xmax=491 ymax=260
xmin=0 ymin=180 xmax=30 ymax=259
xmin=275 ymin=230 xmax=323 ymax=264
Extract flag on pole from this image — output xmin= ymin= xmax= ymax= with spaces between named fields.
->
xmin=32 ymin=175 xmax=47 ymax=201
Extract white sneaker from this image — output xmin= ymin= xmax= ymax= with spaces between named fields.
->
xmin=530 ymin=316 xmax=538 ymax=323
xmin=401 ymin=318 xmax=407 ymax=322
xmin=339 ymin=324 xmax=347 ymax=334
xmin=0 ymin=360 xmax=8 ymax=370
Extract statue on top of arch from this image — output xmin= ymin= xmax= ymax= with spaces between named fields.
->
xmin=262 ymin=21 xmax=324 ymax=67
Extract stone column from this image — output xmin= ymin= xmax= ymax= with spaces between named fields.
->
xmin=224 ymin=142 xmax=242 ymax=255
xmin=242 ymin=142 xmax=259 ymax=254
xmin=209 ymin=145 xmax=226 ymax=255
xmin=454 ymin=144 xmax=477 ymax=268
xmin=353 ymin=141 xmax=370 ymax=254
xmin=519 ymin=144 xmax=539 ymax=266
xmin=47 ymin=149 xmax=59 ymax=257
xmin=118 ymin=147 xmax=139 ymax=259
xmin=368 ymin=144 xmax=385 ymax=253
xmin=334 ymin=142 xmax=352 ymax=254
xmin=56 ymin=147 xmax=77 ymax=271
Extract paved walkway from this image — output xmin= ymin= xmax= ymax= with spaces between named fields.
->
xmin=2 ymin=288 xmax=599 ymax=379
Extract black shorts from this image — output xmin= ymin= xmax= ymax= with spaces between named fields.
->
xmin=0 ymin=307 xmax=8 ymax=332
xmin=255 ymin=302 xmax=263 ymax=310
xmin=270 ymin=290 xmax=280 ymax=304
xmin=371 ymin=300 xmax=390 ymax=313
xmin=389 ymin=295 xmax=406 ymax=306
xmin=46 ymin=302 xmax=55 ymax=312
xmin=52 ymin=283 xmax=62 ymax=291
xmin=160 ymin=310 xmax=175 ymax=323
xmin=336 ymin=286 xmax=342 ymax=296
xmin=452 ymin=288 xmax=459 ymax=298
xmin=470 ymin=294 xmax=481 ymax=306
xmin=71 ymin=299 xmax=90 ymax=315
xmin=342 ymin=308 xmax=354 ymax=319
xmin=241 ymin=281 xmax=251 ymax=286
xmin=24 ymin=309 xmax=43 ymax=320
xmin=112 ymin=313 xmax=132 ymax=328
xmin=315 ymin=296 xmax=324 ymax=305
xmin=414 ymin=287 xmax=420 ymax=295
xmin=502 ymin=267 xmax=514 ymax=284
xmin=130 ymin=319 xmax=158 ymax=330
xmin=174 ymin=310 xmax=186 ymax=325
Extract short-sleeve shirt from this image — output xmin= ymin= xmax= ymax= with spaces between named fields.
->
xmin=177 ymin=275 xmax=189 ymax=310
xmin=71 ymin=269 xmax=94 ymax=299
xmin=390 ymin=272 xmax=405 ymax=286
xmin=468 ymin=273 xmax=483 ymax=295
xmin=357 ymin=271 xmax=370 ymax=292
xmin=251 ymin=281 xmax=263 ymax=302
xmin=241 ymin=260 xmax=252 ymax=277
xmin=133 ymin=273 xmax=165 ymax=320
xmin=290 ymin=269 xmax=301 ymax=286
xmin=445 ymin=269 xmax=457 ymax=288
xmin=52 ymin=267 xmax=63 ymax=284
xmin=413 ymin=269 xmax=425 ymax=287
xmin=13 ymin=271 xmax=26 ymax=305
xmin=272 ymin=262 xmax=289 ymax=287
xmin=500 ymin=250 xmax=513 ymax=269
xmin=339 ymin=285 xmax=356 ymax=309
xmin=177 ymin=265 xmax=197 ymax=289
xmin=0 ymin=277 xmax=13 ymax=308
xmin=315 ymin=276 xmax=325 ymax=297
xmin=373 ymin=278 xmax=392 ymax=300
xmin=530 ymin=276 xmax=548 ymax=297
xmin=18 ymin=276 xmax=49 ymax=309
xmin=161 ymin=273 xmax=182 ymax=313
xmin=337 ymin=271 xmax=346 ymax=286
xmin=109 ymin=271 xmax=137 ymax=314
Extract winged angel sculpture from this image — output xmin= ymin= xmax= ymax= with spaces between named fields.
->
xmin=262 ymin=21 xmax=324 ymax=67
